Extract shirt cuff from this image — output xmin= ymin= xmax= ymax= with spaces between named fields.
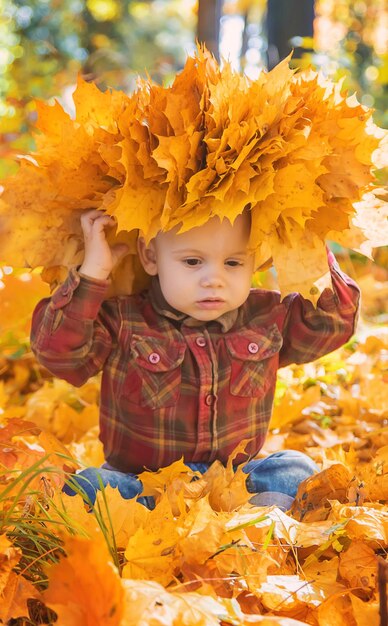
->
xmin=319 ymin=246 xmax=360 ymax=310
xmin=326 ymin=245 xmax=339 ymax=269
xmin=50 ymin=266 xmax=111 ymax=319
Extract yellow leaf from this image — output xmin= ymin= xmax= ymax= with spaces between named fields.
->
xmin=270 ymin=385 xmax=322 ymax=431
xmin=257 ymin=573 xmax=328 ymax=611
xmin=94 ymin=485 xmax=149 ymax=548
xmin=203 ymin=458 xmax=251 ymax=512
xmin=329 ymin=503 xmax=388 ymax=548
xmin=301 ymin=556 xmax=346 ymax=599
xmin=122 ymin=492 xmax=180 ymax=586
xmin=38 ymin=430 xmax=79 ymax=473
xmin=270 ymin=228 xmax=332 ymax=303
xmin=178 ymin=496 xmax=227 ymax=564
xmin=67 ymin=425 xmax=105 ymax=467
xmin=137 ymin=456 xmax=199 ymax=497
xmin=121 ymin=578 xmax=264 ymax=626
xmin=0 ymin=381 xmax=9 ymax=413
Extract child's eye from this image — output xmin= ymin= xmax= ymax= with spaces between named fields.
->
xmin=226 ymin=260 xmax=243 ymax=267
xmin=183 ymin=258 xmax=201 ymax=266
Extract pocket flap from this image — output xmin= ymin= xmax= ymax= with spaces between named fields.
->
xmin=225 ymin=326 xmax=283 ymax=361
xmin=130 ymin=335 xmax=186 ymax=372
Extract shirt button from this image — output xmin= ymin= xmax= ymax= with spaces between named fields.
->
xmin=148 ymin=352 xmax=160 ymax=364
xmin=248 ymin=342 xmax=259 ymax=354
xmin=196 ymin=337 xmax=206 ymax=347
xmin=205 ymin=394 xmax=214 ymax=406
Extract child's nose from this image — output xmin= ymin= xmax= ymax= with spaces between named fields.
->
xmin=200 ymin=266 xmax=225 ymax=288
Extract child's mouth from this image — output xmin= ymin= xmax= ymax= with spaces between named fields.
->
xmin=197 ymin=299 xmax=225 ymax=309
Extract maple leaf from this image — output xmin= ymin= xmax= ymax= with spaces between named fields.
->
xmin=25 ymin=377 xmax=100 ymax=444
xmin=94 ymin=485 xmax=149 ymax=548
xmin=358 ymin=445 xmax=388 ymax=502
xmin=122 ymin=492 xmax=182 ymax=587
xmin=47 ymin=490 xmax=101 ymax=539
xmin=137 ymin=456 xmax=200 ymax=497
xmin=43 ymin=533 xmax=125 ymax=626
xmin=201 ymin=440 xmax=252 ymax=511
xmin=317 ymin=593 xmax=372 ymax=626
xmin=338 ymin=541 xmax=377 ymax=592
xmin=121 ymin=578 xmax=312 ymax=625
xmin=328 ymin=502 xmax=388 ymax=549
xmin=269 ymin=385 xmax=321 ymax=431
xmin=0 ymin=417 xmax=40 ymax=469
xmin=67 ymin=424 xmax=105 ymax=467
xmin=38 ymin=430 xmax=79 ymax=474
xmin=300 ymin=556 xmax=346 ymax=601
xmin=0 ymin=535 xmax=41 ymax=623
xmin=290 ymin=464 xmax=352 ymax=521
xmin=257 ymin=573 xmax=331 ymax=613
xmin=178 ymin=496 xmax=228 ymax=565
xmin=348 ymin=594 xmax=380 ymax=626
xmin=0 ymin=535 xmax=22 ymax=596
xmin=0 ymin=45 xmax=386 ymax=301
xmin=0 ymin=270 xmax=49 ymax=341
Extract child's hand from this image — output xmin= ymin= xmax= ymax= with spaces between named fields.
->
xmin=78 ymin=209 xmax=129 ymax=280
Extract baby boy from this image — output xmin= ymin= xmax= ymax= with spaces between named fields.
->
xmin=30 ymin=208 xmax=360 ymax=509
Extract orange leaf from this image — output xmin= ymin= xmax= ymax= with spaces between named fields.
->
xmin=38 ymin=430 xmax=79 ymax=473
xmin=291 ymin=464 xmax=352 ymax=521
xmin=317 ymin=593 xmax=357 ymax=626
xmin=0 ymin=535 xmax=40 ymax=622
xmin=44 ymin=534 xmax=125 ymax=626
xmin=0 ymin=571 xmax=40 ymax=623
xmin=0 ymin=417 xmax=40 ymax=469
xmin=338 ymin=541 xmax=377 ymax=592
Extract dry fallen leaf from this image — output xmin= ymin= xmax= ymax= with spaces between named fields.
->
xmin=291 ymin=464 xmax=352 ymax=521
xmin=0 ymin=535 xmax=40 ymax=623
xmin=338 ymin=541 xmax=377 ymax=593
xmin=44 ymin=533 xmax=125 ymax=626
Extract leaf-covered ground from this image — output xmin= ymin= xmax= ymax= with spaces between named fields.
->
xmin=0 ymin=265 xmax=387 ymax=626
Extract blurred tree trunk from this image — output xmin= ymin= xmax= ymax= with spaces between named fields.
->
xmin=197 ymin=0 xmax=223 ymax=61
xmin=266 ymin=0 xmax=315 ymax=69
xmin=240 ymin=11 xmax=249 ymax=70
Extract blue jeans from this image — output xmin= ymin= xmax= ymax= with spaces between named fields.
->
xmin=62 ymin=450 xmax=318 ymax=511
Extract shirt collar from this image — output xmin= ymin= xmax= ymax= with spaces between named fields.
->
xmin=148 ymin=276 xmax=238 ymax=333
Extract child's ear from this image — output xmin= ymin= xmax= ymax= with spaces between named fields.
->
xmin=137 ymin=236 xmax=158 ymax=276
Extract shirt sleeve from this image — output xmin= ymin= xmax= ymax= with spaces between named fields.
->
xmin=279 ymin=248 xmax=361 ymax=368
xmin=30 ymin=267 xmax=120 ymax=386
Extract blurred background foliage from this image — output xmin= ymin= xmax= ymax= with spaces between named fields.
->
xmin=0 ymin=0 xmax=386 ymax=180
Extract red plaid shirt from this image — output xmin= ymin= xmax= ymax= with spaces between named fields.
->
xmin=30 ymin=250 xmax=360 ymax=473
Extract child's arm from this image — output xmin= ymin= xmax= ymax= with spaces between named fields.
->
xmin=278 ymin=247 xmax=361 ymax=368
xmin=30 ymin=210 xmax=129 ymax=386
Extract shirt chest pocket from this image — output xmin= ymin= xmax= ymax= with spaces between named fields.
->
xmin=225 ymin=326 xmax=283 ymax=397
xmin=121 ymin=335 xmax=186 ymax=409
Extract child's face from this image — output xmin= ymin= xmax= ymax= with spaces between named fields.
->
xmin=138 ymin=212 xmax=255 ymax=321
